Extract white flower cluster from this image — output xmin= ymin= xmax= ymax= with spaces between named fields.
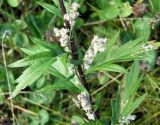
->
xmin=77 ymin=91 xmax=95 ymax=120
xmin=84 ymin=35 xmax=107 ymax=70
xmin=53 ymin=27 xmax=70 ymax=51
xmin=64 ymin=3 xmax=80 ymax=27
xmin=142 ymin=42 xmax=153 ymax=51
xmin=119 ymin=115 xmax=136 ymax=125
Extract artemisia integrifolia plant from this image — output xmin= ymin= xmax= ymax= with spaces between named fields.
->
xmin=55 ymin=0 xmax=108 ymax=120
xmin=7 ymin=0 xmax=160 ymax=124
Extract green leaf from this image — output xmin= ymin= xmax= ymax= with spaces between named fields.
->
xmin=7 ymin=0 xmax=19 ymax=8
xmin=86 ymin=63 xmax=127 ymax=74
xmin=37 ymin=2 xmax=62 ymax=17
xmin=146 ymin=74 xmax=160 ymax=90
xmin=151 ymin=0 xmax=160 ymax=12
xmin=95 ymin=0 xmax=109 ymax=9
xmin=0 ymin=88 xmax=4 ymax=105
xmin=8 ymin=51 xmax=56 ymax=67
xmin=31 ymin=37 xmax=62 ymax=54
xmin=9 ymin=58 xmax=56 ymax=99
xmin=94 ymin=38 xmax=145 ymax=70
xmin=122 ymin=94 xmax=147 ymax=117
xmin=99 ymin=6 xmax=119 ymax=20
xmin=134 ymin=19 xmax=150 ymax=42
xmin=28 ymin=51 xmax=56 ymax=60
xmin=48 ymin=67 xmax=80 ymax=93
xmin=8 ymin=58 xmax=34 ymax=67
xmin=20 ymin=48 xmax=35 ymax=55
xmin=95 ymin=92 xmax=103 ymax=110
xmin=111 ymin=101 xmax=116 ymax=125
xmin=13 ymin=32 xmax=29 ymax=47
xmin=88 ymin=38 xmax=160 ymax=75
xmin=51 ymin=53 xmax=69 ymax=76
xmin=107 ymin=31 xmax=120 ymax=54
xmin=70 ymin=59 xmax=83 ymax=66
xmin=13 ymin=19 xmax=27 ymax=30
xmin=21 ymin=45 xmax=50 ymax=56
xmin=0 ymin=65 xmax=5 ymax=81
xmin=71 ymin=115 xmax=85 ymax=125
xmin=95 ymin=0 xmax=122 ymax=19
xmin=111 ymin=86 xmax=121 ymax=125
xmin=124 ymin=61 xmax=142 ymax=102
xmin=105 ymin=38 xmax=144 ymax=62
xmin=52 ymin=0 xmax=59 ymax=8
xmin=39 ymin=110 xmax=49 ymax=125
xmin=119 ymin=2 xmax=132 ymax=17
xmin=26 ymin=15 xmax=42 ymax=38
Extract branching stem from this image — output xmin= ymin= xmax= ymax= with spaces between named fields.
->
xmin=58 ymin=0 xmax=88 ymax=90
xmin=58 ymin=0 xmax=98 ymax=119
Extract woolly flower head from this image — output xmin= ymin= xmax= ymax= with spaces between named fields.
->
xmin=83 ymin=35 xmax=107 ymax=70
xmin=92 ymin=35 xmax=107 ymax=52
xmin=77 ymin=91 xmax=95 ymax=120
xmin=86 ymin=112 xmax=96 ymax=120
xmin=53 ymin=27 xmax=70 ymax=51
xmin=64 ymin=2 xmax=80 ymax=27
xmin=71 ymin=3 xmax=80 ymax=11
xmin=119 ymin=115 xmax=136 ymax=125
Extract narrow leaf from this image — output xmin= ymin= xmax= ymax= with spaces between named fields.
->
xmin=9 ymin=58 xmax=56 ymax=99
xmin=48 ymin=67 xmax=80 ymax=93
xmin=37 ymin=2 xmax=62 ymax=17
xmin=31 ymin=37 xmax=62 ymax=54
xmin=8 ymin=51 xmax=56 ymax=67
xmin=86 ymin=63 xmax=127 ymax=74
xmin=122 ymin=94 xmax=147 ymax=117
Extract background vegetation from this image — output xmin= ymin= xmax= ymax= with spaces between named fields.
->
xmin=0 ymin=0 xmax=160 ymax=125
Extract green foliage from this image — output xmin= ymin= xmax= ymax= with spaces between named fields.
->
xmin=86 ymin=37 xmax=159 ymax=74
xmin=122 ymin=94 xmax=147 ymax=117
xmin=48 ymin=67 xmax=80 ymax=93
xmin=95 ymin=92 xmax=103 ymax=111
xmin=111 ymin=87 xmax=121 ymax=125
xmin=39 ymin=110 xmax=49 ymax=125
xmin=134 ymin=19 xmax=151 ymax=42
xmin=7 ymin=0 xmax=19 ymax=8
xmin=0 ymin=0 xmax=160 ymax=124
xmin=111 ymin=62 xmax=147 ymax=124
xmin=92 ymin=0 xmax=132 ymax=19
xmin=71 ymin=115 xmax=85 ymax=125
xmin=9 ymin=58 xmax=56 ymax=99
xmin=151 ymin=0 xmax=160 ymax=12
xmin=86 ymin=63 xmax=127 ymax=74
xmin=37 ymin=2 xmax=62 ymax=17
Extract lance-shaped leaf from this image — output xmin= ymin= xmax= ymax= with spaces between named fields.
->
xmin=9 ymin=58 xmax=56 ymax=99
xmin=86 ymin=63 xmax=127 ymax=74
xmin=37 ymin=2 xmax=62 ymax=17
xmin=31 ymin=37 xmax=62 ymax=54
xmin=122 ymin=94 xmax=147 ymax=117
xmin=8 ymin=51 xmax=56 ymax=67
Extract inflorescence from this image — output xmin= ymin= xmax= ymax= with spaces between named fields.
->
xmin=54 ymin=2 xmax=107 ymax=121
xmin=53 ymin=3 xmax=80 ymax=51
xmin=77 ymin=91 xmax=95 ymax=120
xmin=53 ymin=27 xmax=70 ymax=51
xmin=64 ymin=3 xmax=80 ymax=27
xmin=83 ymin=35 xmax=107 ymax=70
xmin=119 ymin=115 xmax=136 ymax=125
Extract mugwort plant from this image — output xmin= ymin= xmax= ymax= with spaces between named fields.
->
xmin=6 ymin=0 xmax=160 ymax=124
